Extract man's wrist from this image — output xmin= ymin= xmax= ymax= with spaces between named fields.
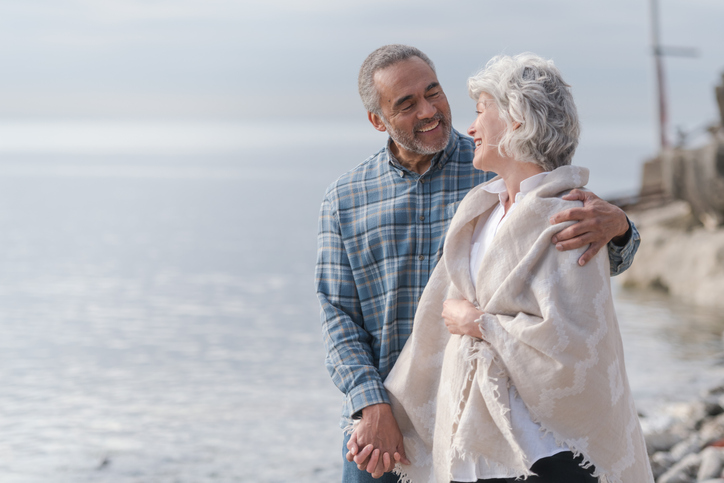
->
xmin=611 ymin=219 xmax=632 ymax=247
xmin=361 ymin=403 xmax=391 ymax=419
xmin=348 ymin=380 xmax=390 ymax=419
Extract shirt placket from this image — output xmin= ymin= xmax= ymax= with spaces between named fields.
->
xmin=414 ymin=174 xmax=430 ymax=303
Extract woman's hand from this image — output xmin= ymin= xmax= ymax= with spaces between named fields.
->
xmin=442 ymin=299 xmax=485 ymax=338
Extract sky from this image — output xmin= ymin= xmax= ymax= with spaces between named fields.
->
xmin=0 ymin=0 xmax=722 ymax=192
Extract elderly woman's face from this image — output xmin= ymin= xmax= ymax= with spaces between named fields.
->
xmin=468 ymin=92 xmax=508 ymax=172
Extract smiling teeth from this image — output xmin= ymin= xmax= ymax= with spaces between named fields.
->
xmin=418 ymin=120 xmax=439 ymax=132
xmin=475 ymin=140 xmax=482 ymax=147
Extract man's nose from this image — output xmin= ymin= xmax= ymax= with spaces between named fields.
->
xmin=418 ymin=98 xmax=436 ymax=119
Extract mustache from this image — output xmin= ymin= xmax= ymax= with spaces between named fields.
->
xmin=414 ymin=113 xmax=446 ymax=132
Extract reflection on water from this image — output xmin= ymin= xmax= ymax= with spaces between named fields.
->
xmin=0 ymin=153 xmax=722 ymax=482
xmin=614 ymin=283 xmax=724 ymax=413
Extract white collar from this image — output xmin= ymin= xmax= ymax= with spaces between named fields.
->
xmin=482 ymin=171 xmax=548 ymax=204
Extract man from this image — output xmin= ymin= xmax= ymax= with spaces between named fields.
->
xmin=316 ymin=45 xmax=638 ymax=482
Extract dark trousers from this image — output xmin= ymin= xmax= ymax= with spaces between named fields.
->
xmin=452 ymin=452 xmax=597 ymax=483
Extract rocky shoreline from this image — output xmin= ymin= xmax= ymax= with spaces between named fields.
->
xmin=617 ymin=200 xmax=724 ymax=310
xmin=614 ymin=71 xmax=724 ymax=482
xmin=642 ymin=384 xmax=724 ymax=482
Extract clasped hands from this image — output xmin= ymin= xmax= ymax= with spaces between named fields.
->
xmin=345 ymin=403 xmax=410 ymax=478
xmin=346 ymin=300 xmax=483 ymax=477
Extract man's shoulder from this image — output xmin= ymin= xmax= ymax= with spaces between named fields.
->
xmin=323 ymin=147 xmax=389 ymax=200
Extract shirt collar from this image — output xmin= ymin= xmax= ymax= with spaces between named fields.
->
xmin=482 ymin=171 xmax=548 ymax=204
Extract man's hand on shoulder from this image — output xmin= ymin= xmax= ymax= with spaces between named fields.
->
xmin=346 ymin=403 xmax=410 ymax=478
xmin=549 ymin=189 xmax=630 ymax=267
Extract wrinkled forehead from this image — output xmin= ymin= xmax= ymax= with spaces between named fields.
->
xmin=373 ymin=57 xmax=440 ymax=100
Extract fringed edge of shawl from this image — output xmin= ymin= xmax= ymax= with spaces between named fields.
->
xmin=528 ymin=415 xmax=620 ymax=483
xmin=391 ymin=463 xmax=418 ymax=483
xmin=445 ymin=338 xmax=536 ymax=480
xmin=450 ymin=340 xmax=618 ymax=483
xmin=342 ymin=419 xmax=357 ymax=436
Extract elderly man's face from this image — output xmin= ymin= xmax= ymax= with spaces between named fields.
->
xmin=371 ymin=57 xmax=452 ymax=157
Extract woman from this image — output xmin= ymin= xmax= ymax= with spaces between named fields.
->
xmin=377 ymin=54 xmax=653 ymax=483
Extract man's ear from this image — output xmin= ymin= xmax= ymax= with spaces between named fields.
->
xmin=368 ymin=112 xmax=387 ymax=133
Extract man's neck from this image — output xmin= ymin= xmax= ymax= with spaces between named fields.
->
xmin=389 ymin=141 xmax=435 ymax=175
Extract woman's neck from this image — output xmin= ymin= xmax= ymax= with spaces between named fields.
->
xmin=499 ymin=161 xmax=545 ymax=213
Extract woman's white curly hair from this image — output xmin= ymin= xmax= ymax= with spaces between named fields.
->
xmin=467 ymin=53 xmax=580 ymax=171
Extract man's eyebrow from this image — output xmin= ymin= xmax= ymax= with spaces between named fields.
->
xmin=425 ymin=82 xmax=440 ymax=92
xmin=392 ymin=83 xmax=441 ymax=110
xmin=392 ymin=95 xmax=414 ymax=110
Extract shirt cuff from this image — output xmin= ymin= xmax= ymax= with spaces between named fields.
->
xmin=611 ymin=218 xmax=633 ymax=248
xmin=607 ymin=220 xmax=641 ymax=276
xmin=348 ymin=380 xmax=391 ymax=419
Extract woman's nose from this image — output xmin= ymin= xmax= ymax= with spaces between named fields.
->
xmin=467 ymin=122 xmax=476 ymax=137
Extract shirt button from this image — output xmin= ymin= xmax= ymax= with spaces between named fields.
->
xmin=419 ymin=215 xmax=425 ymax=221
xmin=418 ymin=255 xmax=425 ymax=261
xmin=420 ymin=179 xmax=425 ymax=184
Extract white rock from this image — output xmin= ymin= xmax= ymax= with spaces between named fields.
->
xmin=698 ymin=447 xmax=724 ymax=481
xmin=670 ymin=434 xmax=705 ymax=461
xmin=700 ymin=414 xmax=724 ymax=444
xmin=642 ymin=412 xmax=695 ymax=454
xmin=651 ymin=452 xmax=676 ymax=479
xmin=658 ymin=452 xmax=701 ymax=483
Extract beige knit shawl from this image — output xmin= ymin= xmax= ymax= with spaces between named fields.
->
xmin=383 ymin=166 xmax=653 ymax=483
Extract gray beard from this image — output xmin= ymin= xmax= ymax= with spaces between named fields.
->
xmin=385 ymin=117 xmax=452 ymax=156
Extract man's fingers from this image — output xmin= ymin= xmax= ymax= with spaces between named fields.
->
xmin=346 ymin=450 xmax=354 ymax=462
xmin=346 ymin=432 xmax=359 ymax=454
xmin=577 ymin=241 xmax=605 ymax=267
xmin=555 ymin=232 xmax=596 ymax=252
xmin=551 ymin=221 xmax=588 ymax=244
xmin=550 ymin=206 xmax=588 ymax=226
xmin=365 ymin=449 xmax=380 ymax=474
xmin=560 ymin=188 xmax=590 ymax=202
xmin=396 ymin=443 xmax=411 ymax=465
xmin=382 ymin=452 xmax=392 ymax=472
xmin=371 ymin=456 xmax=387 ymax=479
xmin=354 ymin=444 xmax=374 ymax=467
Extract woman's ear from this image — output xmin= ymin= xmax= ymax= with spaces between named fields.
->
xmin=512 ymin=121 xmax=522 ymax=130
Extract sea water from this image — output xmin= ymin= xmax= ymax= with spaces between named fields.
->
xmin=0 ymin=124 xmax=722 ymax=482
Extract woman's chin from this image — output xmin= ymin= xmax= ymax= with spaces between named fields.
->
xmin=473 ymin=158 xmax=492 ymax=173
xmin=472 ymin=157 xmax=484 ymax=171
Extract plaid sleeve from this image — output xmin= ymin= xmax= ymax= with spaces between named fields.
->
xmin=607 ymin=217 xmax=640 ymax=276
xmin=315 ymin=195 xmax=389 ymax=418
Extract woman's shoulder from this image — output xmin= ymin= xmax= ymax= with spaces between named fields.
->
xmin=526 ymin=166 xmax=589 ymax=211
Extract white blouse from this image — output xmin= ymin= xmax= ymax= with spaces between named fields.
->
xmin=451 ymin=172 xmax=568 ymax=481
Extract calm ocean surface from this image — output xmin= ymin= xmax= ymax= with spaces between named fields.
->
xmin=0 ymin=126 xmax=723 ymax=482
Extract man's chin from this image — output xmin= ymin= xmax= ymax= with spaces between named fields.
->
xmin=389 ymin=124 xmax=451 ymax=156
xmin=414 ymin=127 xmax=451 ymax=154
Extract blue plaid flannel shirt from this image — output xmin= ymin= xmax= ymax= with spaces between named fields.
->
xmin=316 ymin=130 xmax=639 ymax=426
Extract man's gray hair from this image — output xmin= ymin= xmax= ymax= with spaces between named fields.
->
xmin=467 ymin=53 xmax=580 ymax=171
xmin=359 ymin=44 xmax=436 ymax=116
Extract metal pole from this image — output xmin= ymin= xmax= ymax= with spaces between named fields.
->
xmin=650 ymin=0 xmax=669 ymax=149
